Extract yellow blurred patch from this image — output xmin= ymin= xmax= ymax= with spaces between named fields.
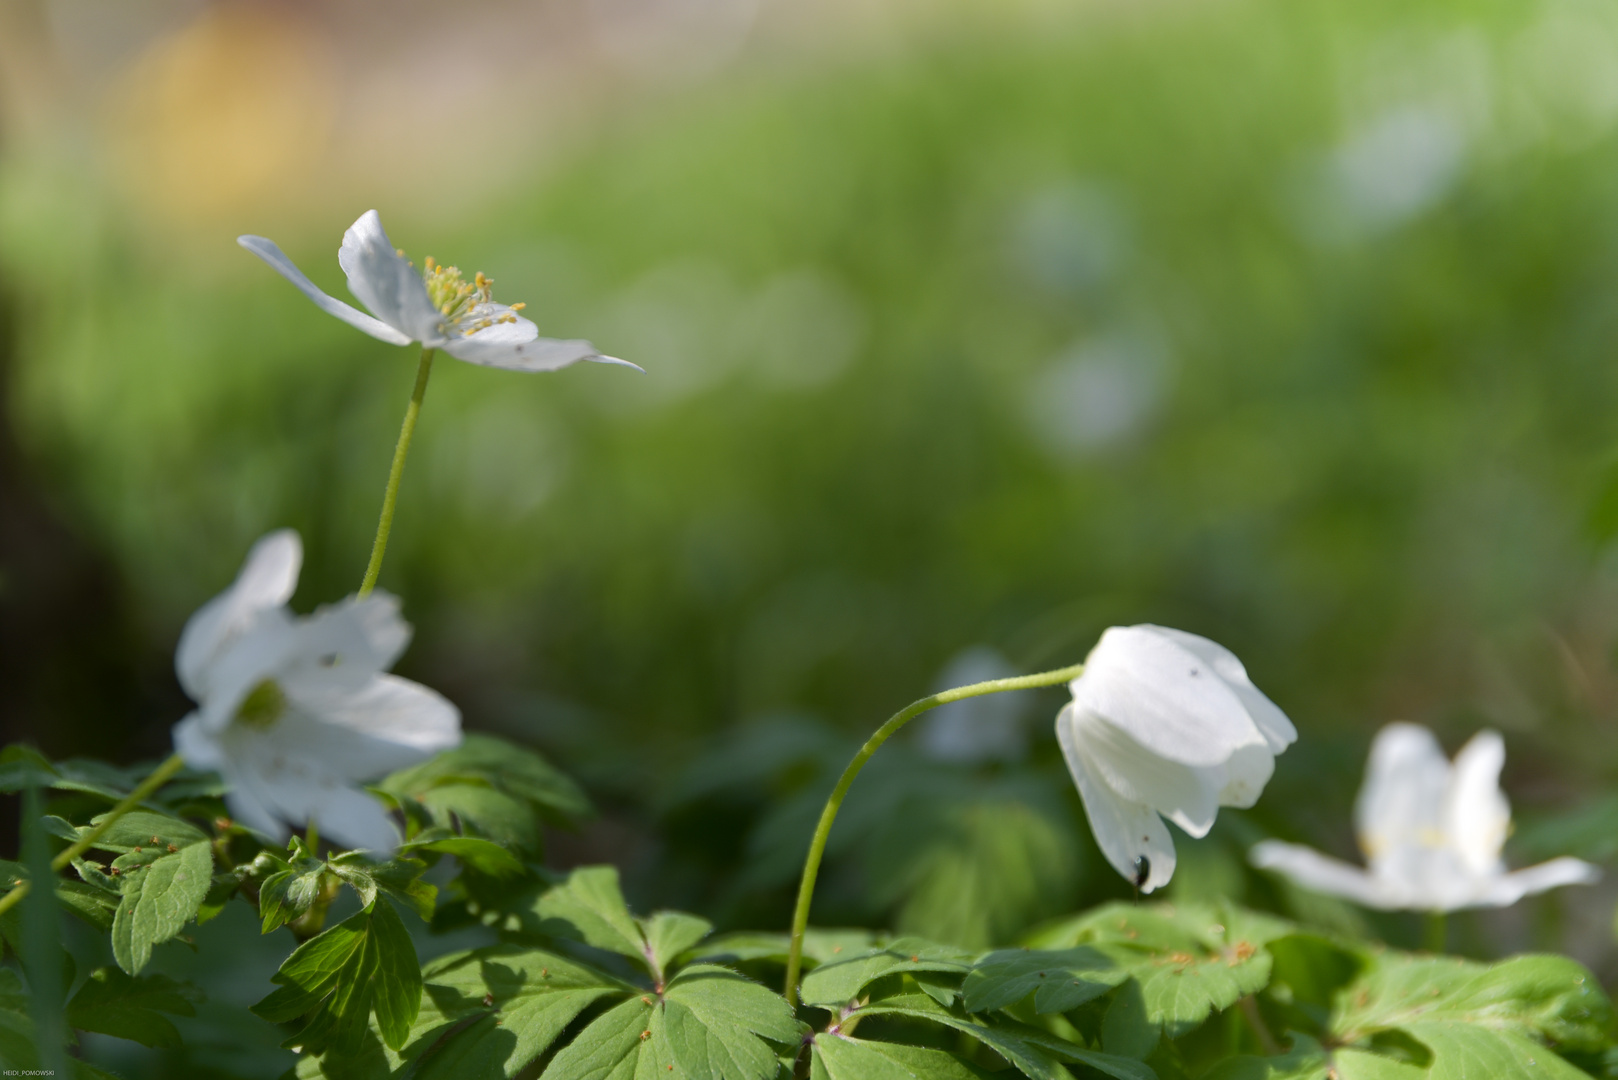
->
xmin=107 ymin=5 xmax=335 ymax=226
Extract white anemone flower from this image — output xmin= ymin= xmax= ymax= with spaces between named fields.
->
xmin=239 ymin=210 xmax=638 ymax=373
xmin=171 ymin=530 xmax=461 ymax=853
xmin=1251 ymin=723 xmax=1599 ymax=912
xmin=1057 ymin=625 xmax=1297 ymax=893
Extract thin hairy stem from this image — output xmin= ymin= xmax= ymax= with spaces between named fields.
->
xmin=782 ymin=662 xmax=1085 ymax=1008
xmin=0 ymin=752 xmax=187 ymax=920
xmin=1424 ymin=911 xmax=1447 ymax=954
xmin=359 ymin=346 xmax=436 ymax=598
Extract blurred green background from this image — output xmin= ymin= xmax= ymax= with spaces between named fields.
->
xmin=3 ymin=0 xmax=1618 ymax=988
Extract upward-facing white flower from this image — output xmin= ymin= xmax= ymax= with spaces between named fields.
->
xmin=239 ymin=210 xmax=638 ymax=374
xmin=171 ymin=530 xmax=461 ymax=853
xmin=1057 ymin=625 xmax=1297 ymax=893
xmin=1251 ymin=723 xmax=1599 ymax=911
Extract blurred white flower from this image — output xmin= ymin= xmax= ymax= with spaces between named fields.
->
xmin=919 ymin=647 xmax=1032 ymax=764
xmin=171 ymin=530 xmax=461 ymax=853
xmin=239 ymin=210 xmax=638 ymax=373
xmin=1057 ymin=625 xmax=1297 ymax=893
xmin=1251 ymin=723 xmax=1599 ymax=912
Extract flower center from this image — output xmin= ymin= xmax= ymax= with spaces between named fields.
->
xmin=235 ymin=678 xmax=287 ymax=729
xmin=421 ymin=256 xmax=526 ymax=336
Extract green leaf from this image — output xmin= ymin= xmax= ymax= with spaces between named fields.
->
xmin=254 ymin=908 xmax=373 ymax=1024
xmin=376 ymin=735 xmax=592 ymax=857
xmin=856 ymin=991 xmax=1154 ymax=1080
xmin=962 ymin=946 xmax=1129 ymax=1014
xmin=74 ymin=809 xmax=208 ymax=853
xmin=690 ymin=929 xmax=883 ymax=969
xmin=64 ymin=966 xmax=199 ymax=1049
xmin=640 ymin=911 xmax=714 ymax=975
xmin=1330 ymin=953 xmax=1612 ymax=1078
xmin=528 ymin=865 xmax=648 ymax=962
xmin=0 ymin=746 xmax=59 ymax=793
xmin=798 ymin=938 xmax=976 ymax=1007
xmin=368 ymin=899 xmax=423 ymax=1051
xmin=812 ymin=1035 xmax=998 ymax=1080
xmin=536 ymin=994 xmax=655 ymax=1079
xmin=109 ymin=840 xmax=213 ymax=974
xmin=1201 ymin=1034 xmax=1332 ymax=1080
xmin=260 ymin=868 xmax=320 ymax=934
xmin=1016 ymin=902 xmax=1287 ymax=1056
xmin=400 ymin=835 xmax=525 ymax=878
xmin=653 ymin=964 xmax=803 ymax=1078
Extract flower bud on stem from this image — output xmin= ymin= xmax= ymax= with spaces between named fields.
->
xmin=359 ymin=347 xmax=436 ymax=598
xmin=781 ymin=662 xmax=1086 ymax=1008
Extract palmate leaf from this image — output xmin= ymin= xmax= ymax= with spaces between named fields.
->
xmin=811 ymin=1034 xmax=999 ymax=1080
xmin=983 ymin=902 xmax=1291 ymax=1058
xmin=1327 ymin=953 xmax=1611 ymax=1080
xmin=798 ymin=937 xmax=976 ymax=1007
xmin=294 ymin=867 xmax=802 ymax=1080
xmin=254 ymin=899 xmax=423 ymax=1055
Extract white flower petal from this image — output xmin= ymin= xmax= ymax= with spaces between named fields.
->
xmin=1249 ymin=840 xmax=1398 ymax=909
xmin=277 ymin=592 xmax=412 ymax=694
xmin=171 ymin=712 xmax=226 ymax=770
xmin=1057 ymin=703 xmax=1176 ymax=891
xmin=1353 ymin=723 xmax=1450 ymax=870
xmin=1147 ymin=626 xmax=1297 ymax=752
xmin=246 ymin=753 xmax=402 ymax=853
xmin=175 ymin=528 xmax=302 ymax=701
xmin=1072 ymin=708 xmax=1221 ymax=837
xmin=238 ymin=236 xmax=413 ymax=346
xmin=1074 ymin=625 xmax=1270 ymax=768
xmin=444 ymin=330 xmax=643 ymax=373
xmin=194 ymin=612 xmax=300 ymax=734
xmin=1214 ymin=741 xmax=1276 ymax=810
xmin=337 ymin=210 xmax=441 ymax=343
xmin=1444 ymin=730 xmax=1510 ymax=878
xmin=1474 ymin=857 xmax=1602 ymax=908
xmin=280 ymin=675 xmax=461 ymax=778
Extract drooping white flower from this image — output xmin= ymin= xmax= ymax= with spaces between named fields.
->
xmin=171 ymin=530 xmax=461 ymax=853
xmin=239 ymin=210 xmax=639 ymax=374
xmin=1056 ymin=625 xmax=1297 ymax=893
xmin=1250 ymin=723 xmax=1599 ymax=912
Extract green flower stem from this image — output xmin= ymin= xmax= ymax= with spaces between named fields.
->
xmin=0 ymin=751 xmax=187 ymax=920
xmin=781 ymin=662 xmax=1086 ymax=1008
xmin=1424 ymin=911 xmax=1447 ymax=954
xmin=359 ymin=346 xmax=436 ymax=598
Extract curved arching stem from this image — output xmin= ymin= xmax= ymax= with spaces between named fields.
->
xmin=781 ymin=662 xmax=1085 ymax=1008
xmin=359 ymin=346 xmax=436 ymax=598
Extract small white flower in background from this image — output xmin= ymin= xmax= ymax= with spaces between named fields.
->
xmin=919 ymin=646 xmax=1032 ymax=764
xmin=239 ymin=210 xmax=640 ymax=374
xmin=171 ymin=530 xmax=461 ymax=853
xmin=1250 ymin=723 xmax=1599 ymax=911
xmin=1057 ymin=625 xmax=1297 ymax=893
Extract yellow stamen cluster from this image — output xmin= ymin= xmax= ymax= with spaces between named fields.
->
xmin=422 ymin=255 xmax=526 ymax=336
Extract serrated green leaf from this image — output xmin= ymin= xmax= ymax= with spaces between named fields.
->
xmin=420 ymin=784 xmax=543 ymax=854
xmin=538 ymin=994 xmax=654 ymax=1080
xmin=369 ymin=899 xmax=422 ymax=1051
xmin=64 ymin=966 xmax=199 ymax=1049
xmin=963 ymin=946 xmax=1129 ymax=1014
xmin=1017 ymin=902 xmax=1283 ymax=1056
xmin=529 ymin=865 xmax=648 ymax=962
xmin=857 ymin=991 xmax=1153 ymax=1080
xmin=330 ymin=864 xmax=378 ymax=908
xmin=0 ymin=746 xmax=59 ymax=793
xmin=254 ymin=909 xmax=372 ymax=1022
xmin=799 ymin=937 xmax=976 ymax=1008
xmin=401 ymin=835 xmax=525 ymax=878
xmin=641 ymin=911 xmax=713 ymax=976
xmin=1330 ymin=952 xmax=1611 ymax=1079
xmin=75 ymin=810 xmax=207 ymax=853
xmin=656 ymin=964 xmax=803 ymax=1076
xmin=812 ymin=1036 xmax=997 ymax=1080
xmin=110 ymin=840 xmax=213 ymax=974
